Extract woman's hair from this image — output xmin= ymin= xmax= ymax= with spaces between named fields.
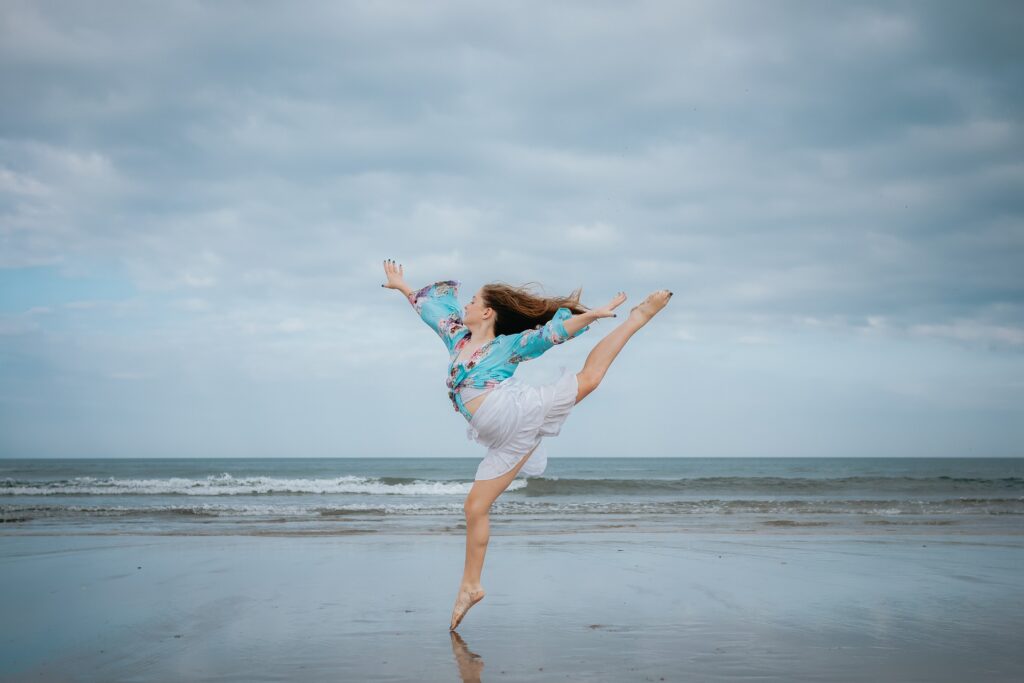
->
xmin=481 ymin=281 xmax=589 ymax=336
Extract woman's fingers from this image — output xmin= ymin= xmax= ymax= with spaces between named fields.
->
xmin=382 ymin=259 xmax=405 ymax=288
xmin=590 ymin=292 xmax=626 ymax=318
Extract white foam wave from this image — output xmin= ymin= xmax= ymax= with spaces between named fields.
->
xmin=0 ymin=474 xmax=528 ymax=497
xmin=2 ymin=501 xmax=468 ymax=516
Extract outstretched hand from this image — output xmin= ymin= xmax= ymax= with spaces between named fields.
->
xmin=589 ymin=291 xmax=627 ymax=319
xmin=382 ymin=259 xmax=407 ymax=290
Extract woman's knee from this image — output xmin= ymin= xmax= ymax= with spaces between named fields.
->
xmin=463 ymin=496 xmax=491 ymax=519
xmin=575 ymin=370 xmax=602 ymax=403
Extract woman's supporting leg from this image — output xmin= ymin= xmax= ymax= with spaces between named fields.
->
xmin=576 ymin=289 xmax=672 ymax=404
xmin=451 ymin=442 xmax=540 ymax=630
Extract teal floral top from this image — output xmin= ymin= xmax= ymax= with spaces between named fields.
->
xmin=407 ymin=280 xmax=591 ymax=421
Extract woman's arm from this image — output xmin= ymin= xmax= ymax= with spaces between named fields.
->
xmin=564 ymin=291 xmax=625 ymax=334
xmin=510 ymin=291 xmax=626 ymax=363
xmin=563 ymin=310 xmax=601 ymax=337
xmin=383 ymin=260 xmax=467 ymax=351
xmin=510 ymin=307 xmax=590 ymax=363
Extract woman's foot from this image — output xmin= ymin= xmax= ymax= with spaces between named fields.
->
xmin=449 ymin=585 xmax=486 ymax=631
xmin=627 ymin=289 xmax=672 ymax=325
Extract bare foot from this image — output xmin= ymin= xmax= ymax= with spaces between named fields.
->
xmin=627 ymin=289 xmax=673 ymax=325
xmin=449 ymin=585 xmax=486 ymax=631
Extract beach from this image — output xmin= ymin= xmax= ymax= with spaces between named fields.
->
xmin=2 ymin=457 xmax=1023 ymax=681
xmin=1 ymin=530 xmax=1022 ymax=681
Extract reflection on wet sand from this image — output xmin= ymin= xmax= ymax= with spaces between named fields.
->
xmin=450 ymin=631 xmax=484 ymax=683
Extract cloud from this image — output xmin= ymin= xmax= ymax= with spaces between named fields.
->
xmin=909 ymin=320 xmax=1024 ymax=347
xmin=1 ymin=0 xmax=1022 ymax=456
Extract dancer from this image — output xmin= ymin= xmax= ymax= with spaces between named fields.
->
xmin=381 ymin=259 xmax=672 ymax=630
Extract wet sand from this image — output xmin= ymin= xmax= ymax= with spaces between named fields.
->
xmin=1 ymin=530 xmax=1022 ymax=682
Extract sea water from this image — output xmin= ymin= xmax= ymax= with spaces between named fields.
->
xmin=2 ymin=457 xmax=1022 ymax=536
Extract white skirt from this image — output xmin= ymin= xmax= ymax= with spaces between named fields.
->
xmin=465 ymin=366 xmax=579 ymax=481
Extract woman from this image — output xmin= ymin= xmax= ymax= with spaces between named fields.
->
xmin=381 ymin=259 xmax=672 ymax=630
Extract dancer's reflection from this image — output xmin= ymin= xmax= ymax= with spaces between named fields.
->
xmin=450 ymin=631 xmax=485 ymax=683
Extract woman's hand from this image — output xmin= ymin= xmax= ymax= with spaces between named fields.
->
xmin=382 ymin=259 xmax=408 ymax=290
xmin=588 ymin=291 xmax=627 ymax=319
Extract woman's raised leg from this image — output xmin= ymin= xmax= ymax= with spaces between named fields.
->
xmin=451 ymin=442 xmax=540 ymax=631
xmin=576 ymin=289 xmax=672 ymax=404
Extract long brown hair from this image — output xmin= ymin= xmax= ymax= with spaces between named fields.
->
xmin=481 ymin=281 xmax=589 ymax=337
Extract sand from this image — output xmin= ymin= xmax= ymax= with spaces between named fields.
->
xmin=1 ymin=530 xmax=1022 ymax=682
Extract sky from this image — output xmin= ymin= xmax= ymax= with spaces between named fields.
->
xmin=1 ymin=0 xmax=1022 ymax=458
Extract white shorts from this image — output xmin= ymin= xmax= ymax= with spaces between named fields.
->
xmin=465 ymin=366 xmax=580 ymax=481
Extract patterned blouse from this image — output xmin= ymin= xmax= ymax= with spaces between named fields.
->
xmin=407 ymin=280 xmax=591 ymax=421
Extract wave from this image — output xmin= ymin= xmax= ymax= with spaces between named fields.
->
xmin=4 ymin=497 xmax=1022 ymax=522
xmin=0 ymin=474 xmax=526 ymax=497
xmin=520 ymin=476 xmax=1024 ymax=496
xmin=0 ymin=501 xmax=462 ymax=519
xmin=3 ymin=474 xmax=1020 ymax=497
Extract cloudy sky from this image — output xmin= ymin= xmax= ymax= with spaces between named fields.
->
xmin=1 ymin=0 xmax=1022 ymax=458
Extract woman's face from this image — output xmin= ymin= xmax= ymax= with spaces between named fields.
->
xmin=464 ymin=287 xmax=492 ymax=326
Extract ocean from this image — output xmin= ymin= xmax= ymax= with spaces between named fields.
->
xmin=4 ymin=457 xmax=1024 ymax=681
xmin=3 ymin=457 xmax=1022 ymax=537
